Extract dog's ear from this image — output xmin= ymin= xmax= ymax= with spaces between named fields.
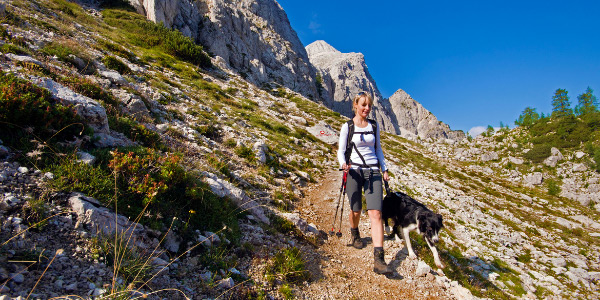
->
xmin=437 ymin=214 xmax=443 ymax=227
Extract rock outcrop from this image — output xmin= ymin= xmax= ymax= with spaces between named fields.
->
xmin=388 ymin=89 xmax=465 ymax=141
xmin=128 ymin=0 xmax=318 ymax=98
xmin=306 ymin=40 xmax=397 ymax=134
xmin=306 ymin=40 xmax=465 ymax=141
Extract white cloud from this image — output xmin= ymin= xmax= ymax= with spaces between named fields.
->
xmin=309 ymin=14 xmax=323 ymax=34
xmin=468 ymin=126 xmax=486 ymax=137
xmin=469 ymin=126 xmax=502 ymax=137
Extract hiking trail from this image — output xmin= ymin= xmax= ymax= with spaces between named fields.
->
xmin=295 ymin=169 xmax=459 ymax=299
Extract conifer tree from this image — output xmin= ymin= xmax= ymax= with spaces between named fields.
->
xmin=551 ymin=88 xmax=573 ymax=118
xmin=515 ymin=107 xmax=539 ymax=126
xmin=575 ymin=87 xmax=598 ymax=116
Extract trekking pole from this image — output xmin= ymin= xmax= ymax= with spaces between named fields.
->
xmin=330 ymin=169 xmax=348 ymax=236
xmin=336 ymin=170 xmax=348 ymax=237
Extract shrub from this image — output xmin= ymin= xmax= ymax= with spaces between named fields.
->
xmin=102 ymin=55 xmax=132 ymax=74
xmin=235 ymin=144 xmax=255 ymax=162
xmin=0 ymin=73 xmax=89 ymax=159
xmin=546 ymin=179 xmax=561 ymax=196
xmin=523 ymin=144 xmax=551 ymax=163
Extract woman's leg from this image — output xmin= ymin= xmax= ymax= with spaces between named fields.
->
xmin=349 ymin=210 xmax=361 ymax=228
xmin=368 ymin=209 xmax=384 ymax=247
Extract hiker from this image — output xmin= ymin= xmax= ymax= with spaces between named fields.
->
xmin=337 ymin=91 xmax=393 ymax=275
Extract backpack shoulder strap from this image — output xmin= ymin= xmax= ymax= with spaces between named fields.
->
xmin=368 ymin=119 xmax=377 ymax=151
xmin=344 ymin=119 xmax=354 ymax=164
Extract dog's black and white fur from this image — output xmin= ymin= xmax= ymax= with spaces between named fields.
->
xmin=382 ymin=191 xmax=445 ymax=269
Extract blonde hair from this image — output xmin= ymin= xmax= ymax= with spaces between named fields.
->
xmin=352 ymin=91 xmax=373 ymax=113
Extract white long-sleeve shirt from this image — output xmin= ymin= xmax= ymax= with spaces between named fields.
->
xmin=337 ymin=121 xmax=387 ymax=172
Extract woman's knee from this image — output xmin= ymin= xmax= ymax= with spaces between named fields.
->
xmin=368 ymin=209 xmax=382 ymax=220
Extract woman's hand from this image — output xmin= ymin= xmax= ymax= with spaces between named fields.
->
xmin=383 ymin=170 xmax=389 ymax=181
xmin=342 ymin=163 xmax=350 ymax=172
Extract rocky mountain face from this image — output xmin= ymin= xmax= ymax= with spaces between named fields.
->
xmin=388 ymin=89 xmax=465 ymax=141
xmin=306 ymin=40 xmax=464 ymax=141
xmin=128 ymin=0 xmax=318 ymax=98
xmin=305 ymin=40 xmax=397 ymax=134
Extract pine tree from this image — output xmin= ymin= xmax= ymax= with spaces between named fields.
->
xmin=515 ymin=107 xmax=540 ymax=127
xmin=551 ymin=88 xmax=573 ymax=118
xmin=575 ymin=87 xmax=598 ymax=116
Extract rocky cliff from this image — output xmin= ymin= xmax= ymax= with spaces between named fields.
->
xmin=306 ymin=40 xmax=397 ymax=134
xmin=307 ymin=40 xmax=464 ymax=141
xmin=128 ymin=0 xmax=318 ymax=98
xmin=389 ymin=89 xmax=465 ymax=141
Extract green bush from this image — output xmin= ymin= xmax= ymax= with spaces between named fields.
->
xmin=523 ymin=144 xmax=552 ymax=163
xmin=0 ymin=73 xmax=90 ymax=160
xmin=102 ymin=55 xmax=132 ymax=74
xmin=235 ymin=144 xmax=255 ymax=162
xmin=546 ymin=179 xmax=561 ymax=196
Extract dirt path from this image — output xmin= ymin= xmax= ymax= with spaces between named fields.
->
xmin=296 ymin=170 xmax=454 ymax=299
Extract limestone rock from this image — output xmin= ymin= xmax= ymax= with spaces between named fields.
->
xmin=69 ymin=192 xmax=145 ymax=236
xmin=306 ymin=40 xmax=396 ymax=134
xmin=387 ymin=89 xmax=465 ymax=140
xmin=544 ymin=147 xmax=564 ymax=167
xmin=112 ymin=89 xmax=151 ymax=121
xmin=32 ymin=77 xmax=110 ymax=134
xmin=481 ymin=151 xmax=499 ymax=162
xmin=130 ymin=0 xmax=318 ymax=98
xmin=307 ymin=121 xmax=338 ymax=145
xmin=523 ymin=172 xmax=543 ymax=185
xmin=573 ymin=163 xmax=587 ymax=172
xmin=201 ymin=171 xmax=269 ymax=224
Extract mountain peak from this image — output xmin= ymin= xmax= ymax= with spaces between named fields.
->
xmin=306 ymin=40 xmax=341 ymax=56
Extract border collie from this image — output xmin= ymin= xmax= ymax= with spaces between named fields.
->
xmin=382 ymin=191 xmax=445 ymax=269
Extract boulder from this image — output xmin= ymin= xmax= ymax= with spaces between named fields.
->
xmin=523 ymin=172 xmax=543 ymax=185
xmin=508 ymin=156 xmax=524 ymax=165
xmin=69 ymin=192 xmax=145 ymax=236
xmin=544 ymin=147 xmax=564 ymax=167
xmin=201 ymin=171 xmax=269 ymax=224
xmin=573 ymin=163 xmax=587 ymax=172
xmin=575 ymin=151 xmax=586 ymax=159
xmin=481 ymin=151 xmax=499 ymax=162
xmin=112 ymin=89 xmax=151 ymax=121
xmin=253 ymin=141 xmax=267 ymax=164
xmin=32 ymin=77 xmax=110 ymax=134
xmin=415 ymin=260 xmax=431 ymax=277
xmin=307 ymin=121 xmax=338 ymax=145
xmin=99 ymin=70 xmax=128 ymax=86
xmin=77 ymin=151 xmax=96 ymax=165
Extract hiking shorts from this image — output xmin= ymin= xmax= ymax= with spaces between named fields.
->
xmin=346 ymin=168 xmax=383 ymax=212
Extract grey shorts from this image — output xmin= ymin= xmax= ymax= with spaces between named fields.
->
xmin=346 ymin=168 xmax=383 ymax=212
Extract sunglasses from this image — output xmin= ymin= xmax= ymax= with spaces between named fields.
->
xmin=357 ymin=91 xmax=369 ymax=97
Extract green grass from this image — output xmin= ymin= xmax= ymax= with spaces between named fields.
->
xmin=102 ymin=9 xmax=212 ymax=69
xmin=266 ymin=247 xmax=310 ymax=284
xmin=102 ymin=55 xmax=132 ymax=74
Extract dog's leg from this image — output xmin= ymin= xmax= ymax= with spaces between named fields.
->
xmin=402 ymin=227 xmax=417 ymax=258
xmin=393 ymin=226 xmax=402 ymax=242
xmin=426 ymin=238 xmax=444 ymax=269
xmin=385 ymin=225 xmax=391 ymax=235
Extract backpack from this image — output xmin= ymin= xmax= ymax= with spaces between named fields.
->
xmin=344 ymin=119 xmax=380 ymax=168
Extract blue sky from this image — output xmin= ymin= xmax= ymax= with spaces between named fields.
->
xmin=277 ymin=0 xmax=600 ymax=135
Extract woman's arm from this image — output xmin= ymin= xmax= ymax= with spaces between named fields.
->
xmin=337 ymin=122 xmax=349 ymax=169
xmin=374 ymin=122 xmax=388 ymax=175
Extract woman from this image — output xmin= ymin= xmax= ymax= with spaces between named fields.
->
xmin=337 ymin=91 xmax=393 ymax=275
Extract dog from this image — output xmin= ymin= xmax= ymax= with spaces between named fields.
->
xmin=382 ymin=191 xmax=445 ymax=269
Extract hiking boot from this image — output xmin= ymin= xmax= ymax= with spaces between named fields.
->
xmin=373 ymin=248 xmax=393 ymax=275
xmin=350 ymin=228 xmax=364 ymax=249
